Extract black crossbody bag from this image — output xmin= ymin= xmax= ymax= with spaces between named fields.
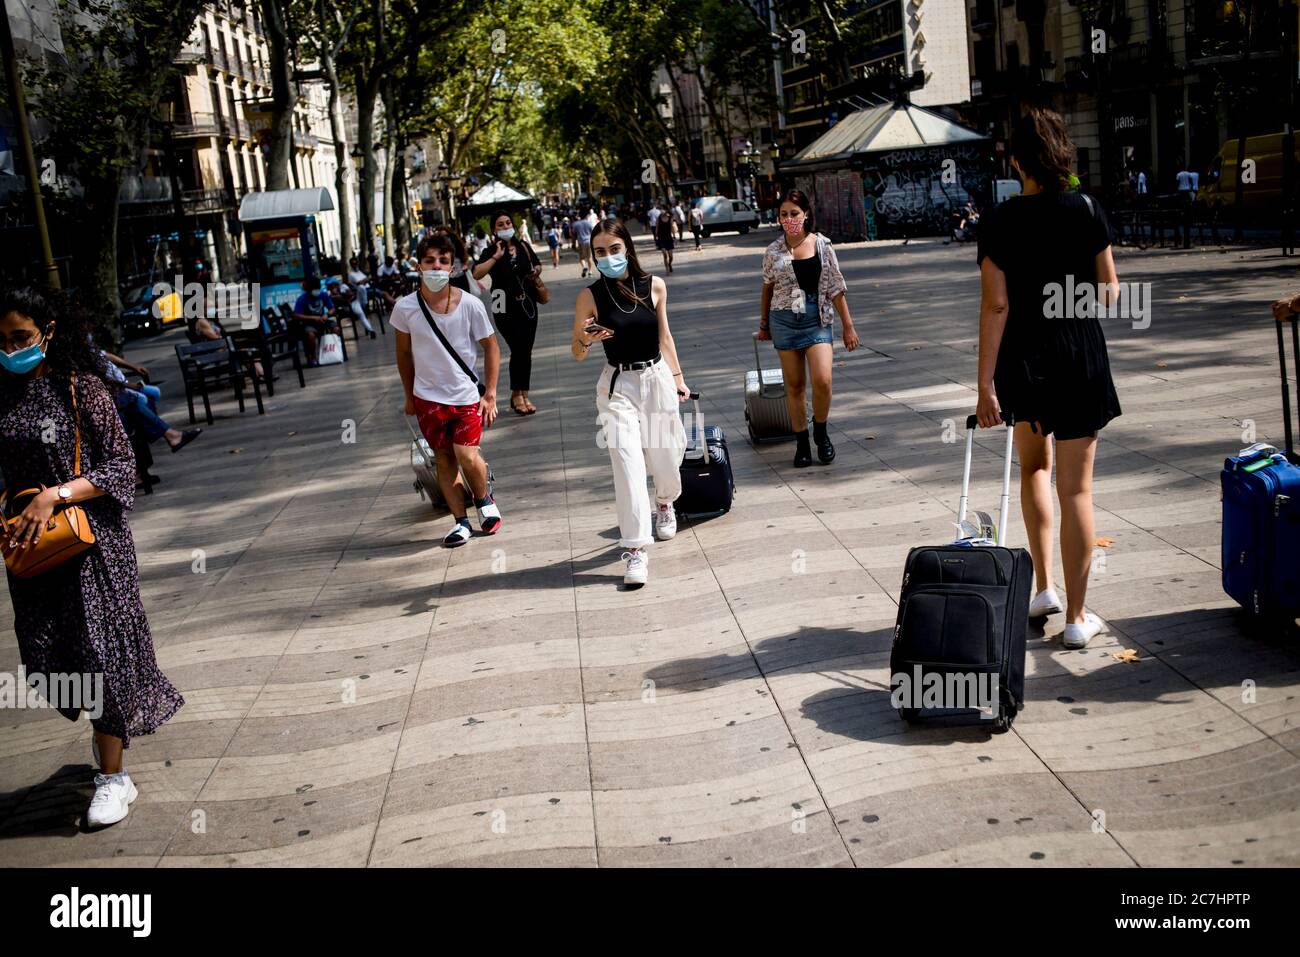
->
xmin=415 ymin=291 xmax=487 ymax=398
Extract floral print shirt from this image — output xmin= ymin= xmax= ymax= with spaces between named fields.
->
xmin=761 ymin=232 xmax=848 ymax=327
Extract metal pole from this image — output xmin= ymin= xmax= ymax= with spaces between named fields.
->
xmin=0 ymin=7 xmax=60 ymax=289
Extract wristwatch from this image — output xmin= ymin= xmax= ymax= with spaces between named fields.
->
xmin=56 ymin=484 xmax=72 ymax=501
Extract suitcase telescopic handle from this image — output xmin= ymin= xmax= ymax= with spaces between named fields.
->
xmin=687 ymin=391 xmax=709 ymax=465
xmin=752 ymin=330 xmax=765 ymax=377
xmin=1277 ymin=314 xmax=1299 ymax=459
xmin=960 ymin=411 xmax=1016 ymax=547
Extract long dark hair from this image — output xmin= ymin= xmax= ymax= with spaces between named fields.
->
xmin=591 ymin=219 xmax=652 ymax=306
xmin=1010 ymin=106 xmax=1074 ymax=192
xmin=0 ymin=286 xmax=102 ymax=386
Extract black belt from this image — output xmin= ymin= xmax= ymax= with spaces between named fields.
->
xmin=607 ymin=354 xmax=662 ymax=398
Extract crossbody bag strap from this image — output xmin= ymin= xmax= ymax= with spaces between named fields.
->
xmin=415 ymin=292 xmax=487 ymax=397
xmin=70 ymin=371 xmax=82 ymax=478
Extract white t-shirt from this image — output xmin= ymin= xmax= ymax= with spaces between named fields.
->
xmin=347 ymin=269 xmax=368 ymax=284
xmin=690 ymin=207 xmax=703 ymax=227
xmin=389 ymin=290 xmax=495 ymax=406
xmin=648 ymin=208 xmax=661 ymax=227
xmin=1176 ymin=170 xmax=1194 ymax=191
xmin=378 ymin=263 xmax=398 ymax=277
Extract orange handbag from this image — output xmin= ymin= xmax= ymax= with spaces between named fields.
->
xmin=1 ymin=373 xmax=96 ymax=579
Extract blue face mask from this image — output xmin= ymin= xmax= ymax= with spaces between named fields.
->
xmin=0 ymin=335 xmax=48 ymax=375
xmin=596 ymin=253 xmax=628 ymax=279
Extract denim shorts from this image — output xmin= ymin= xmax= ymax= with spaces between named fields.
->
xmin=769 ymin=290 xmax=832 ymax=350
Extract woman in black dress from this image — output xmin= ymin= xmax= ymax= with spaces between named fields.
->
xmin=0 ymin=287 xmax=183 ymax=828
xmin=655 ymin=207 xmax=676 ymax=273
xmin=472 ymin=210 xmax=543 ymax=415
xmin=976 ymin=107 xmax=1122 ymax=650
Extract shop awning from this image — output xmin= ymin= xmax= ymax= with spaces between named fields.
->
xmin=461 ymin=178 xmax=533 ymax=207
xmin=238 ymin=187 xmax=335 ymax=222
xmin=784 ymin=103 xmax=987 ymax=172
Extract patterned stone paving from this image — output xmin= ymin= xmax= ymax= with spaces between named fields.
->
xmin=2 ymin=232 xmax=1299 ymax=867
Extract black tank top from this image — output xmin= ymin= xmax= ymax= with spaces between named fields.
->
xmin=590 ymin=275 xmax=659 ymax=364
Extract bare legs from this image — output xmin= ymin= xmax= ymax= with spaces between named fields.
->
xmin=94 ymin=730 xmax=124 ymax=774
xmin=1056 ymin=435 xmax=1098 ymax=624
xmin=1014 ymin=422 xmax=1098 ymax=624
xmin=775 ymin=343 xmax=834 ymax=427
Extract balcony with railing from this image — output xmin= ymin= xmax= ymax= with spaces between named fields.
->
xmin=173 ymin=43 xmax=204 ymax=66
xmin=119 ymin=175 xmax=173 ymax=204
xmin=210 ymin=46 xmax=230 ymax=74
xmin=172 ymin=111 xmax=219 ymax=138
xmin=182 ymin=189 xmax=229 ymax=213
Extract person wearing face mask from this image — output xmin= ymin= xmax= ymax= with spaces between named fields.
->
xmin=571 ymin=219 xmax=689 ymax=588
xmin=432 ymin=227 xmax=483 ymax=297
xmin=291 ymin=276 xmax=340 ymax=367
xmin=759 ymin=189 xmax=860 ymax=468
xmin=472 ymin=210 xmax=544 ymax=416
xmin=0 ymin=286 xmax=185 ymax=828
xmin=391 ymin=233 xmax=503 ymax=546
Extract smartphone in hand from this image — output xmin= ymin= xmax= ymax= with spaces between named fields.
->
xmin=584 ymin=322 xmax=614 ymax=337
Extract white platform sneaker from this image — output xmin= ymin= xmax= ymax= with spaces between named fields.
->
xmin=87 ymin=771 xmax=138 ymax=828
xmin=622 ymin=549 xmax=649 ymax=587
xmin=654 ymin=502 xmax=677 ymax=541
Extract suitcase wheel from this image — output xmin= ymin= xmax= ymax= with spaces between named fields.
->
xmin=992 ymin=711 xmax=1013 ymax=734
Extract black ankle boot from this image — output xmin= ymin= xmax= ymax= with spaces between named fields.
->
xmin=813 ymin=420 xmax=835 ymax=464
xmin=793 ymin=429 xmax=812 ymax=468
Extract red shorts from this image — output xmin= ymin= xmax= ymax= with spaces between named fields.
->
xmin=413 ymin=396 xmax=482 ymax=451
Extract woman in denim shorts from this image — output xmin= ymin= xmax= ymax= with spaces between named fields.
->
xmin=758 ymin=189 xmax=861 ymax=466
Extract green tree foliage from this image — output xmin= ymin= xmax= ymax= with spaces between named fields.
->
xmin=21 ymin=0 xmax=208 ymax=329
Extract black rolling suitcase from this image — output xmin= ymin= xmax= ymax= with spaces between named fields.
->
xmin=675 ymin=391 xmax=735 ymax=517
xmin=890 ymin=413 xmax=1033 ymax=732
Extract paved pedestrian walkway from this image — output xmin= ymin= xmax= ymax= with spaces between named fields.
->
xmin=2 ymin=232 xmax=1299 ymax=866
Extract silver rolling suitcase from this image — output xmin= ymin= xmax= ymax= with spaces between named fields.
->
xmin=745 ymin=332 xmax=795 ymax=443
xmin=407 ymin=417 xmax=493 ymax=511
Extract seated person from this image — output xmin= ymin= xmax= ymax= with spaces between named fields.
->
xmin=94 ymin=343 xmax=201 ymax=454
xmin=291 ymin=276 xmax=339 ymax=366
xmin=187 ymin=309 xmax=267 ymax=380
xmin=342 ymin=259 xmax=377 ymax=337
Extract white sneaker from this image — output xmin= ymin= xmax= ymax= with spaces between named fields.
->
xmin=1029 ymin=587 xmax=1064 ymax=619
xmin=654 ymin=502 xmax=677 ymax=541
xmin=86 ymin=771 xmax=138 ymax=828
xmin=1062 ymin=612 xmax=1105 ymax=649
xmin=622 ymin=549 xmax=648 ymax=587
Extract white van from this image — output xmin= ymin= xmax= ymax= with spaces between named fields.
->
xmin=695 ymin=195 xmax=760 ymax=236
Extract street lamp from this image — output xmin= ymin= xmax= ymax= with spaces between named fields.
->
xmin=739 ymin=139 xmax=760 ymax=206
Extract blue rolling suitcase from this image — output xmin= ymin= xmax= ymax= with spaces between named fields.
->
xmin=1222 ymin=315 xmax=1300 ymax=626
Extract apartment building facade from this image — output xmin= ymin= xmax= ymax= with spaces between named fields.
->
xmin=964 ymin=0 xmax=1292 ymax=203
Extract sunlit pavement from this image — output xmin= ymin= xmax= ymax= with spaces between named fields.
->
xmin=2 ymin=230 xmax=1299 ymax=866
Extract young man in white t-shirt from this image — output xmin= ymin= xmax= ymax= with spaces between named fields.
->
xmin=392 ymin=232 xmax=503 ymax=546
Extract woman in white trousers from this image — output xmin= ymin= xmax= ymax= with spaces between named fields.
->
xmin=572 ymin=220 xmax=688 ymax=587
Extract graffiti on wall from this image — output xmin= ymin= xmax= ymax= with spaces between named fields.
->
xmin=862 ymin=144 xmax=991 ymax=237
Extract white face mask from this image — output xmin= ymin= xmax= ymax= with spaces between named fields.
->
xmin=496 ymin=228 xmax=515 ymax=241
xmin=422 ymin=269 xmax=450 ymax=292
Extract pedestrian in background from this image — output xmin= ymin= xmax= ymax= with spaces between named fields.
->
xmin=689 ymin=201 xmax=703 ymax=250
xmin=655 ymin=207 xmax=677 ymax=273
xmin=0 ymin=286 xmax=184 ymax=828
xmin=758 ymin=189 xmax=860 ymax=467
xmin=473 ymin=210 xmax=544 ymax=416
xmin=975 ymin=105 xmax=1122 ymax=649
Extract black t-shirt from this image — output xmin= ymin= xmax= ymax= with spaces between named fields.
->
xmin=977 ymin=191 xmax=1111 ymax=359
xmin=476 ymin=240 xmax=540 ymax=301
xmin=590 ymin=275 xmax=659 ymax=364
xmin=976 ymin=190 xmax=1121 ymax=433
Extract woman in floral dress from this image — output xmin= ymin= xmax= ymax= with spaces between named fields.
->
xmin=0 ymin=287 xmax=183 ymax=828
